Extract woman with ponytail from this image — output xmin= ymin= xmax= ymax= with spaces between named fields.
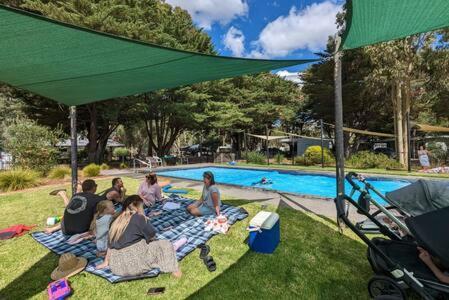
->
xmin=95 ymin=195 xmax=182 ymax=278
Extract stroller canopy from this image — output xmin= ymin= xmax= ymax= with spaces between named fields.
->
xmin=386 ymin=179 xmax=449 ymax=217
xmin=406 ymin=206 xmax=449 ymax=269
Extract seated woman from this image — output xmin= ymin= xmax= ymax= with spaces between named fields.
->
xmin=96 ymin=195 xmax=181 ymax=278
xmin=187 ymin=171 xmax=221 ymax=217
xmin=138 ymin=172 xmax=162 ymax=207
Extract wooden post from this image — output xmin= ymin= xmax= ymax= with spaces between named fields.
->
xmin=407 ymin=112 xmax=411 ymax=172
xmin=70 ymin=106 xmax=78 ymax=196
xmin=320 ymin=119 xmax=324 ymax=168
xmin=266 ymin=125 xmax=269 ymax=165
xmin=334 ymin=37 xmax=345 ymax=201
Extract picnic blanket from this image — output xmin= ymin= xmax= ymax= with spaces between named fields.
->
xmin=32 ymin=196 xmax=248 ymax=283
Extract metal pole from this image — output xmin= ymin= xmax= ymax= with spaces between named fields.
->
xmin=70 ymin=106 xmax=78 ymax=196
xmin=320 ymin=119 xmax=324 ymax=168
xmin=407 ymin=112 xmax=411 ymax=172
xmin=334 ymin=37 xmax=345 ymax=201
xmin=266 ymin=125 xmax=269 ymax=165
xmin=244 ymin=131 xmax=248 ymax=164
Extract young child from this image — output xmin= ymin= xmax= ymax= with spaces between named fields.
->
xmin=90 ymin=200 xmax=115 ymax=257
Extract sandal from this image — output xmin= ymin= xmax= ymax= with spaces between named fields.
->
xmin=49 ymin=189 xmax=66 ymax=196
xmin=203 ymin=256 xmax=216 ymax=272
xmin=198 ymin=243 xmax=210 ymax=259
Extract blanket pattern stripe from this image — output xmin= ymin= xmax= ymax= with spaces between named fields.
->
xmin=31 ymin=196 xmax=248 ymax=283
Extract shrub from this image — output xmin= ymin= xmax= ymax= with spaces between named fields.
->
xmin=82 ymin=163 xmax=101 ymax=177
xmin=113 ymin=147 xmax=129 ymax=157
xmin=303 ymin=146 xmax=335 ymax=166
xmin=294 ymin=155 xmax=311 ymax=166
xmin=246 ymin=151 xmax=266 ymax=164
xmin=347 ymin=151 xmax=402 ymax=169
xmin=275 ymin=153 xmax=285 ymax=164
xmin=0 ymin=169 xmax=40 ymax=192
xmin=427 ymin=142 xmax=447 ymax=165
xmin=2 ymin=118 xmax=62 ymax=174
xmin=119 ymin=162 xmax=128 ymax=169
xmin=100 ymin=163 xmax=110 ymax=170
xmin=48 ymin=165 xmax=71 ymax=179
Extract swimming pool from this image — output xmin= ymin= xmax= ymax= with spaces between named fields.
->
xmin=157 ymin=167 xmax=410 ymax=203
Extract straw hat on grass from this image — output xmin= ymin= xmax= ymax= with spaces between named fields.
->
xmin=51 ymin=253 xmax=87 ymax=280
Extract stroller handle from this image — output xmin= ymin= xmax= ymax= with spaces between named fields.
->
xmin=345 ymin=172 xmax=362 ymax=191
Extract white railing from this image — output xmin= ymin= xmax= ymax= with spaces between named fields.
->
xmin=132 ymin=158 xmax=152 ymax=174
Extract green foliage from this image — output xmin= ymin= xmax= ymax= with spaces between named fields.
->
xmin=119 ymin=162 xmax=129 ymax=169
xmin=347 ymin=151 xmax=402 ymax=169
xmin=113 ymin=147 xmax=129 ymax=157
xmin=48 ymin=166 xmax=71 ymax=179
xmin=246 ymin=151 xmax=266 ymax=165
xmin=2 ymin=118 xmax=62 ymax=174
xmin=275 ymin=153 xmax=285 ymax=164
xmin=100 ymin=163 xmax=110 ymax=170
xmin=0 ymin=169 xmax=40 ymax=192
xmin=82 ymin=163 xmax=101 ymax=177
xmin=427 ymin=142 xmax=447 ymax=165
xmin=304 ymin=146 xmax=334 ymax=165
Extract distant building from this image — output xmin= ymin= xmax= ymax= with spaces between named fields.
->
xmin=281 ymin=136 xmax=333 ymax=156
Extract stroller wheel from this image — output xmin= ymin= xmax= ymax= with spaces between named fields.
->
xmin=368 ymin=275 xmax=406 ymax=300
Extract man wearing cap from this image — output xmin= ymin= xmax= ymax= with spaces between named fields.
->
xmin=187 ymin=171 xmax=222 ymax=217
xmin=45 ymin=179 xmax=104 ymax=235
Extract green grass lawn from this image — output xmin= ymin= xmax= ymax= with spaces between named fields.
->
xmin=232 ymin=162 xmax=449 ymax=179
xmin=0 ymin=177 xmax=373 ymax=299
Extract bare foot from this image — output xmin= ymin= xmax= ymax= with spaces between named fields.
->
xmin=44 ymin=228 xmax=53 ymax=235
xmin=96 ymin=251 xmax=106 ymax=257
xmin=172 ymin=270 xmax=182 ymax=278
xmin=95 ymin=261 xmax=109 ymax=270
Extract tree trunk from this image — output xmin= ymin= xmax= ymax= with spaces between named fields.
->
xmin=394 ymin=81 xmax=405 ymax=166
xmin=87 ymin=104 xmax=98 ymax=163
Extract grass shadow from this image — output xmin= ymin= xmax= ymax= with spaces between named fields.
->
xmin=186 ymin=202 xmax=372 ymax=299
xmin=0 ymin=252 xmax=58 ymax=299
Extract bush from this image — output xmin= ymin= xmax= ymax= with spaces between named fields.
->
xmin=119 ymin=162 xmax=128 ymax=169
xmin=294 ymin=146 xmax=335 ymax=166
xmin=246 ymin=151 xmax=266 ymax=164
xmin=113 ymin=147 xmax=129 ymax=157
xmin=275 ymin=153 xmax=285 ymax=164
xmin=427 ymin=142 xmax=447 ymax=166
xmin=100 ymin=163 xmax=110 ymax=170
xmin=82 ymin=163 xmax=101 ymax=177
xmin=0 ymin=169 xmax=40 ymax=192
xmin=48 ymin=165 xmax=71 ymax=179
xmin=347 ymin=151 xmax=402 ymax=169
xmin=2 ymin=119 xmax=62 ymax=174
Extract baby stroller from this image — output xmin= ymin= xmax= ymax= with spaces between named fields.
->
xmin=336 ymin=172 xmax=449 ymax=299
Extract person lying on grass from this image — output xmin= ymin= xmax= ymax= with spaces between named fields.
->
xmin=95 ymin=195 xmax=184 ymax=278
xmin=45 ymin=179 xmax=104 ymax=236
xmin=187 ymin=171 xmax=221 ymax=217
xmin=418 ymin=247 xmax=449 ymax=284
xmin=49 ymin=177 xmax=127 ymax=206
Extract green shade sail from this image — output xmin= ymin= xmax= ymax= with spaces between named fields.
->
xmin=341 ymin=0 xmax=449 ymax=50
xmin=0 ymin=5 xmax=315 ymax=106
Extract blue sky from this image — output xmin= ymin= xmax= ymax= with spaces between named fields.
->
xmin=166 ymin=0 xmax=343 ymax=81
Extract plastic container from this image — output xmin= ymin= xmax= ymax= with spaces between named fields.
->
xmin=46 ymin=216 xmax=61 ymax=226
xmin=248 ymin=211 xmax=280 ymax=254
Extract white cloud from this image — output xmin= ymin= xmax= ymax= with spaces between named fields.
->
xmin=165 ymin=0 xmax=248 ymax=30
xmin=223 ymin=27 xmax=245 ymax=57
xmin=251 ymin=1 xmax=341 ymax=58
xmin=276 ymin=70 xmax=303 ymax=85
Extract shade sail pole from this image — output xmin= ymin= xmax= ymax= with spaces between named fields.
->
xmin=334 ymin=37 xmax=345 ymax=202
xmin=320 ymin=119 xmax=324 ymax=168
xmin=70 ymin=106 xmax=78 ymax=196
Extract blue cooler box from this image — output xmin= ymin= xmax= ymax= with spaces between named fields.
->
xmin=248 ymin=211 xmax=280 ymax=254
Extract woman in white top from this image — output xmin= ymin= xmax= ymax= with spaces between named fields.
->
xmin=418 ymin=145 xmax=431 ymax=170
xmin=138 ymin=172 xmax=162 ymax=207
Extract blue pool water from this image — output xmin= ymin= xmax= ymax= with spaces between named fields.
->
xmin=158 ymin=167 xmax=410 ymax=204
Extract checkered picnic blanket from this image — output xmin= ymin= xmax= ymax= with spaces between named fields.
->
xmin=31 ymin=195 xmax=248 ymax=283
